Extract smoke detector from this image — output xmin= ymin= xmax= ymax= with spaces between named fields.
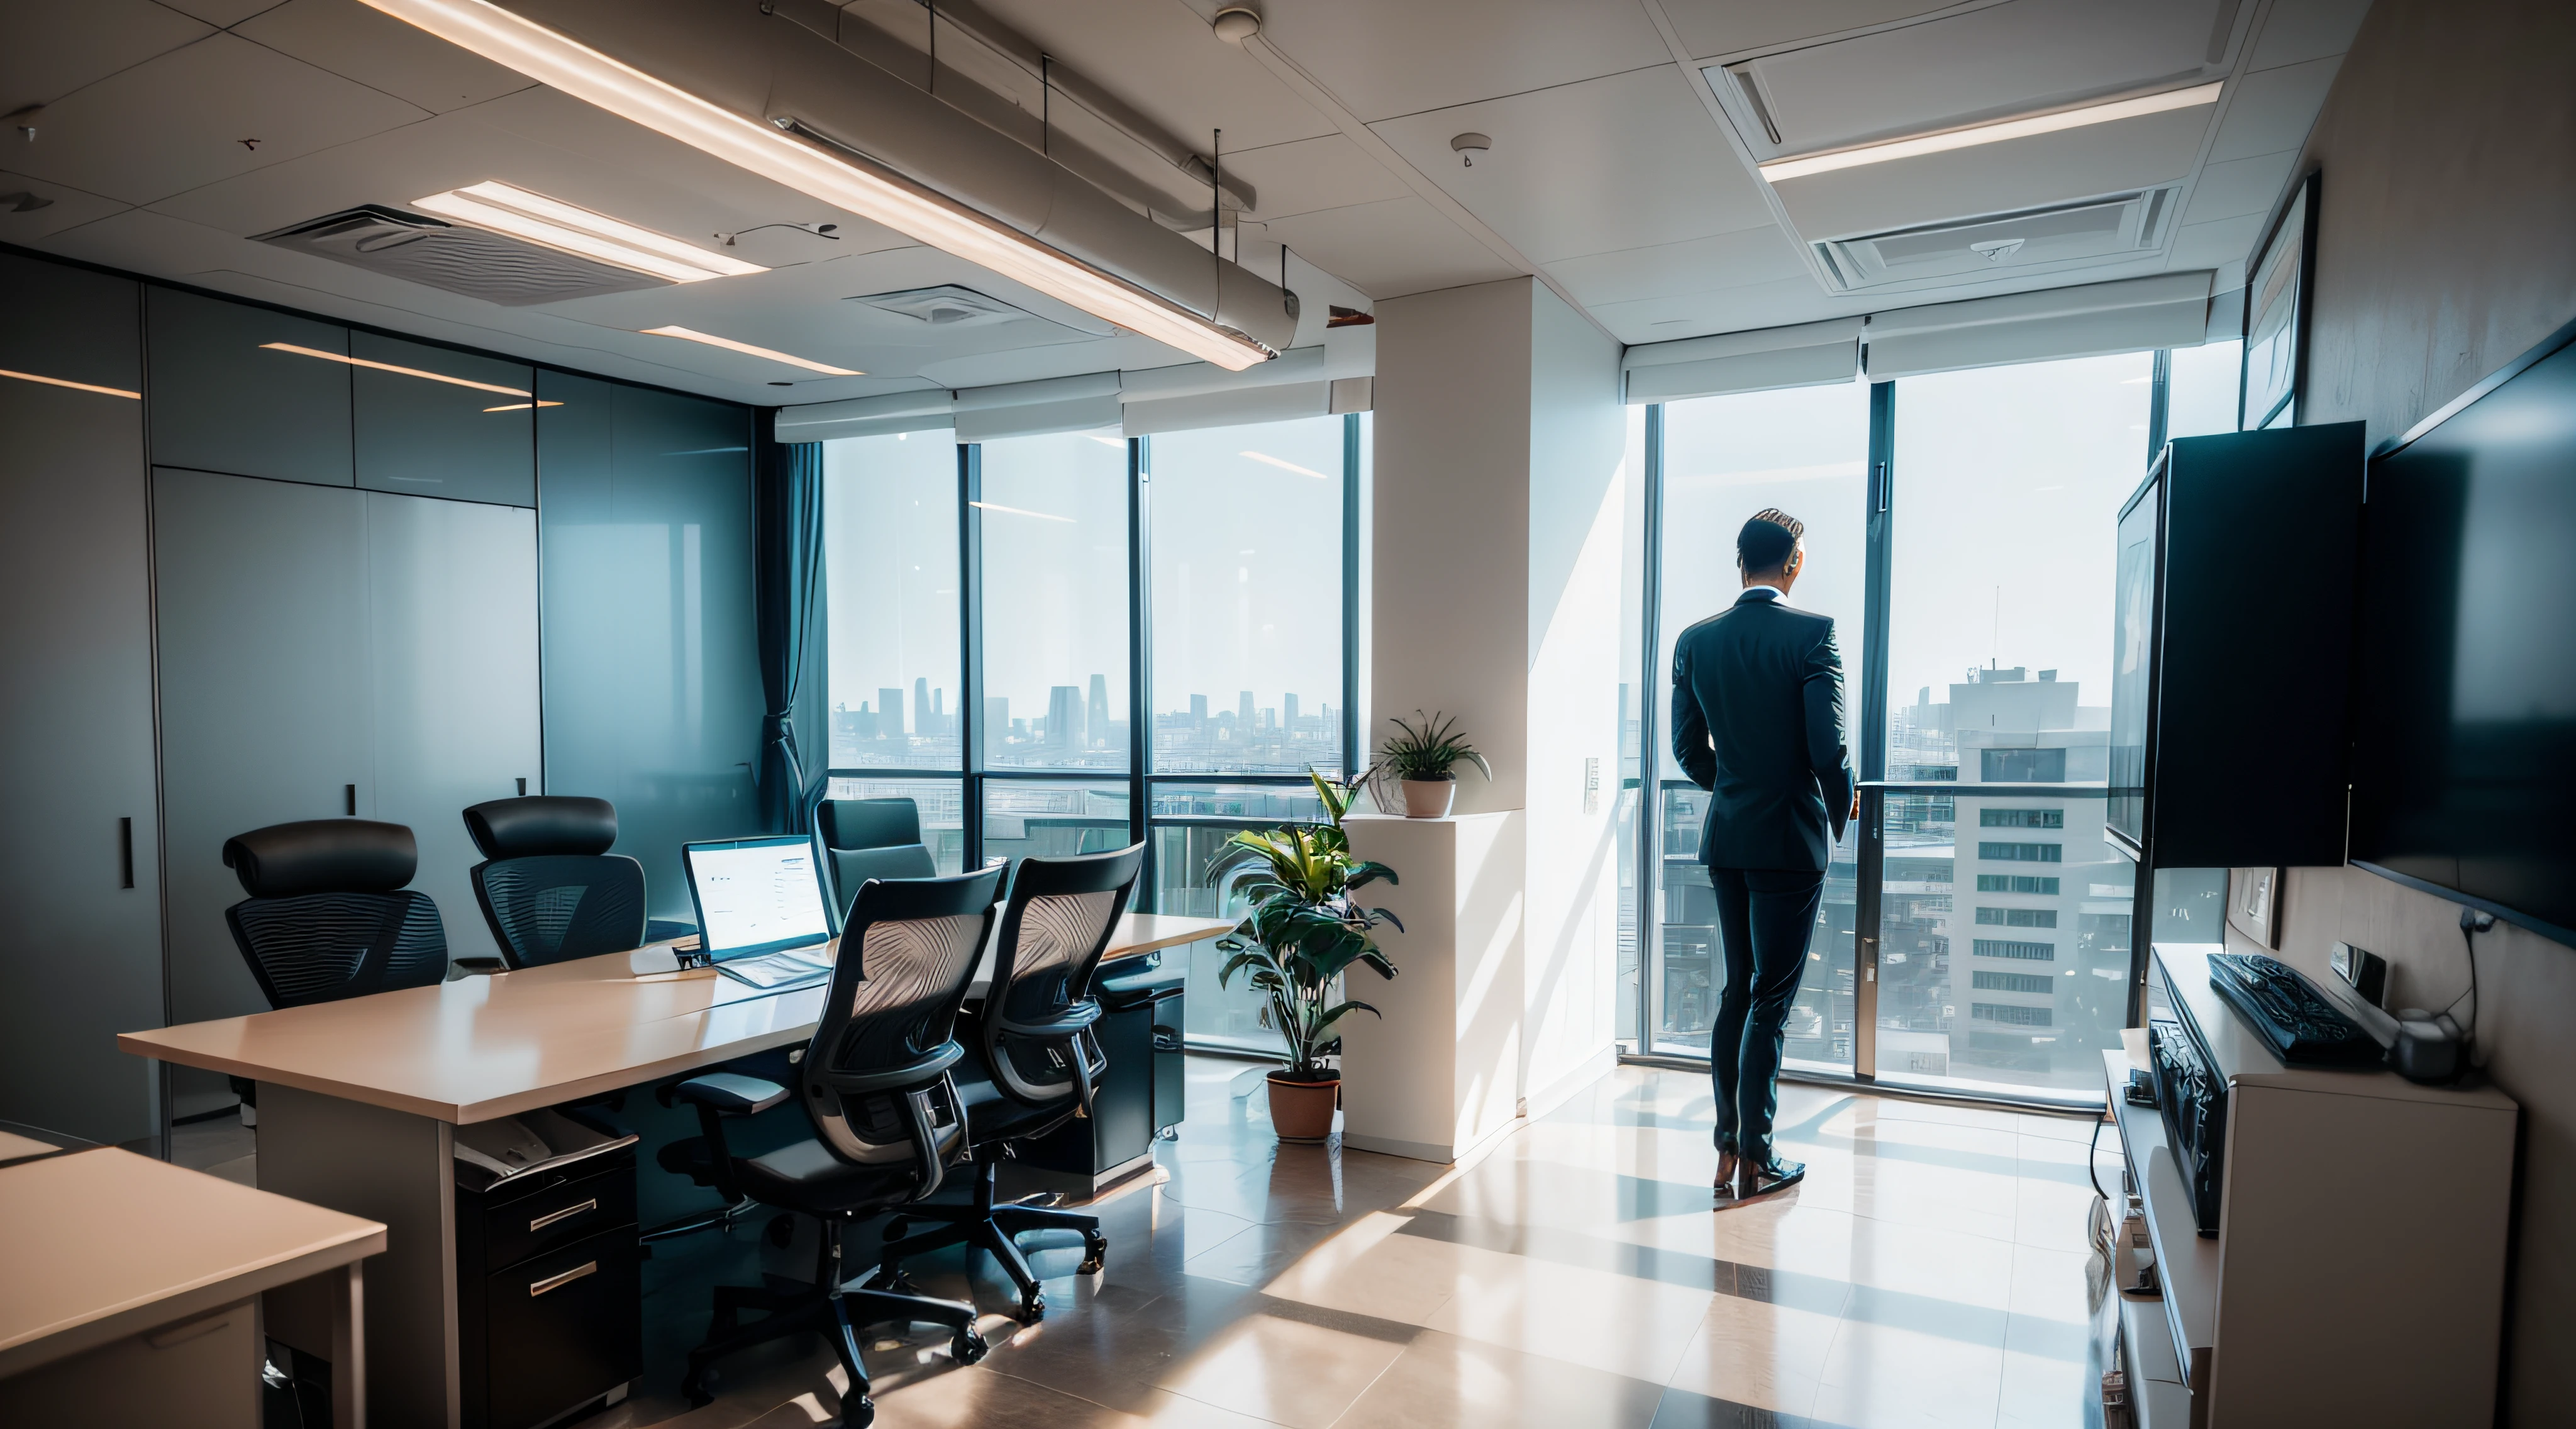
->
xmin=1212 ymin=7 xmax=1261 ymax=42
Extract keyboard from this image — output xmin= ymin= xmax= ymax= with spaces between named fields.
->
xmin=2207 ymin=952 xmax=2385 ymax=1067
xmin=714 ymin=947 xmax=834 ymax=991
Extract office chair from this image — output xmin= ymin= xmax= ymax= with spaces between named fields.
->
xmin=816 ymin=798 xmax=938 ymax=923
xmin=462 ymin=795 xmax=646 ymax=967
xmin=663 ymin=867 xmax=1008 ymax=1428
xmin=875 ymin=843 xmax=1145 ymax=1322
xmin=222 ymin=819 xmax=448 ymax=1008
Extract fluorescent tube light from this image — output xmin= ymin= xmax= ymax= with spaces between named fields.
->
xmin=483 ymin=400 xmax=566 ymax=411
xmin=260 ymin=342 xmax=530 ymax=395
xmin=1757 ymin=82 xmax=2225 ymax=182
xmin=358 ymin=0 xmax=1278 ymax=371
xmin=1 ymin=367 xmax=141 ymax=399
xmin=970 ymin=500 xmax=1073 ymax=523
xmin=641 ymin=325 xmax=863 ymax=375
xmin=414 ymin=181 xmax=763 ymax=283
xmin=1240 ymin=450 xmax=1328 ymax=480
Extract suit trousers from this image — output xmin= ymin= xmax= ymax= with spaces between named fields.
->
xmin=1706 ymin=865 xmax=1826 ymax=1162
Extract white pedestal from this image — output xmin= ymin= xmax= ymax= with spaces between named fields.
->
xmin=1336 ymin=811 xmax=1525 ymax=1162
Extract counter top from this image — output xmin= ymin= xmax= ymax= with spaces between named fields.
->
xmin=120 ymin=913 xmax=1231 ymax=1125
xmin=0 ymin=1148 xmax=383 ymax=1379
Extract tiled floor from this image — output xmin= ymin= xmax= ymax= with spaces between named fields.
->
xmin=597 ymin=1059 xmax=2116 ymax=1429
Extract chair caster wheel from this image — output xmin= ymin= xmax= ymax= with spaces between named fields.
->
xmin=1018 ymin=1293 xmax=1046 ymax=1323
xmin=950 ymin=1326 xmax=989 ymax=1365
xmin=679 ymin=1369 xmax=714 ymax=1409
xmin=1079 ymin=1236 xmax=1108 ymax=1274
xmin=840 ymin=1393 xmax=874 ymax=1428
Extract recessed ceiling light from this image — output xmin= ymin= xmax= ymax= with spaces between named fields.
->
xmin=413 ymin=181 xmax=763 ymax=284
xmin=640 ymin=325 xmax=863 ymax=375
xmin=260 ymin=342 xmax=530 ymax=395
xmin=357 ymin=0 xmax=1277 ymax=371
xmin=1 ymin=366 xmax=141 ymax=399
xmin=1755 ymin=82 xmax=2225 ymax=182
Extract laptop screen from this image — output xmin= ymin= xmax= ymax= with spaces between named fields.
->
xmin=680 ymin=836 xmax=832 ymax=960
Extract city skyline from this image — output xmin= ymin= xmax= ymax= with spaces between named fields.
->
xmin=831 ymin=676 xmax=1342 ymax=774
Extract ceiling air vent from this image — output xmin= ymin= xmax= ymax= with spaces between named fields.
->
xmin=848 ymin=285 xmax=1038 ymax=328
xmin=1813 ymin=186 xmax=2182 ymax=291
xmin=255 ymin=206 xmax=665 ymax=306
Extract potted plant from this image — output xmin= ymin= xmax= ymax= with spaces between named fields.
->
xmin=1364 ymin=709 xmax=1493 ymax=818
xmin=1214 ymin=772 xmax=1401 ymax=1143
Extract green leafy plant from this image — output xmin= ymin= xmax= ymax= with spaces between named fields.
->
xmin=1214 ymin=772 xmax=1401 ymax=1082
xmin=1365 ymin=709 xmax=1494 ymax=786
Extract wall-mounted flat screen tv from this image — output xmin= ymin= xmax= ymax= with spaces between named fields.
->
xmin=2351 ymin=320 xmax=2576 ymax=945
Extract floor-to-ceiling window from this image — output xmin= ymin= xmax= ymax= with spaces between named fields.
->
xmin=1647 ymin=381 xmax=1872 ymax=1066
xmin=1632 ymin=337 xmax=2240 ymax=1106
xmin=821 ymin=411 xmax=1359 ymax=1054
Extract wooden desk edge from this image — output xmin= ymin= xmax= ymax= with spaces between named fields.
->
xmin=0 ymin=1210 xmax=384 ymax=1380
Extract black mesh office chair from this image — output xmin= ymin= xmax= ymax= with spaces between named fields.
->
xmin=462 ymin=796 xmax=646 ymax=967
xmin=876 ymin=843 xmax=1145 ymax=1322
xmin=664 ymin=867 xmax=1008 ymax=1427
xmin=223 ymin=820 xmax=448 ymax=1008
xmin=816 ymin=798 xmax=938 ymax=923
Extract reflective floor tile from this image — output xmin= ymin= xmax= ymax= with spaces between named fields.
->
xmin=1150 ymin=1303 xmax=1414 ymax=1429
xmin=1257 ymin=1209 xmax=1465 ymax=1324
xmin=1421 ymin=1233 xmax=1721 ymax=1384
xmin=1662 ymin=1284 xmax=1843 ymax=1420
xmin=1811 ymin=1317 xmax=2006 ymax=1429
xmin=1336 ymin=1327 xmax=1669 ymax=1429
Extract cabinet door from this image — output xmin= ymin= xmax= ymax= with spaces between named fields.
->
xmin=366 ymin=491 xmax=541 ymax=961
xmin=153 ymin=469 xmax=372 ymax=1034
xmin=0 ymin=255 xmax=162 ymax=1144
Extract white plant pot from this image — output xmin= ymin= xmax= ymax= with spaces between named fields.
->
xmin=1401 ymin=779 xmax=1456 ymax=818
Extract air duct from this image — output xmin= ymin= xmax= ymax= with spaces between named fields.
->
xmin=486 ymin=0 xmax=1297 ymax=355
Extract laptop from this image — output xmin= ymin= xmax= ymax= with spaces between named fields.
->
xmin=680 ymin=835 xmax=836 ymax=991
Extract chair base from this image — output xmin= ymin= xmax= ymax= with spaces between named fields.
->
xmin=876 ymin=1156 xmax=1106 ymax=1323
xmin=682 ymin=1216 xmax=984 ymax=1428
xmin=640 ymin=1194 xmax=762 ymax=1246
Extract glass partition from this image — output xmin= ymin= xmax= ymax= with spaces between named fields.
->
xmin=821 ymin=774 xmax=966 ymax=874
xmin=1651 ymin=381 xmax=1870 ymax=1065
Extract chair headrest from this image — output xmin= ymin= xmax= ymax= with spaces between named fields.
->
xmin=464 ymin=796 xmax=618 ymax=859
xmin=223 ymin=820 xmax=418 ymax=898
xmin=818 ymin=798 xmax=921 ymax=852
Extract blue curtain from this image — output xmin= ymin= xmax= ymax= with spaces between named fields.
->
xmin=756 ymin=438 xmax=827 ymax=833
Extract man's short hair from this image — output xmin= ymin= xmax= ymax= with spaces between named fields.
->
xmin=1737 ymin=508 xmax=1804 ymax=574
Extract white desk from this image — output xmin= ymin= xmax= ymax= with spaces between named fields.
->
xmin=117 ymin=913 xmax=1230 ymax=1429
xmin=0 ymin=1148 xmax=382 ymax=1429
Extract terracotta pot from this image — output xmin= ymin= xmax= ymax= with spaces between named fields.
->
xmin=1401 ymin=778 xmax=1456 ymax=818
xmin=1267 ymin=1072 xmax=1340 ymax=1143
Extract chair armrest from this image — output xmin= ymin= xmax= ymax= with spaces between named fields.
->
xmin=671 ymin=1072 xmax=791 ymax=1116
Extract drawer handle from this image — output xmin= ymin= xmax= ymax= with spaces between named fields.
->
xmin=528 ymin=1261 xmax=597 ymax=1298
xmin=528 ymin=1198 xmax=598 ymax=1233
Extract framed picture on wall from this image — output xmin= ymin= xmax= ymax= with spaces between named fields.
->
xmin=2241 ymin=172 xmax=2318 ymax=430
xmin=2229 ymin=866 xmax=2284 ymax=948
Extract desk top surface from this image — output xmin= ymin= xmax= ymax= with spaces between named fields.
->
xmin=119 ymin=913 xmax=1231 ymax=1125
xmin=0 ymin=1148 xmax=383 ymax=1374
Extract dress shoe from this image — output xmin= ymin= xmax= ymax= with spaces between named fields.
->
xmin=1733 ymin=1155 xmax=1806 ymax=1201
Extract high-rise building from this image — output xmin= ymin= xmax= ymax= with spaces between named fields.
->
xmin=913 ymin=678 xmax=932 ymax=740
xmin=1238 ymin=691 xmax=1255 ymax=731
xmin=1190 ymin=693 xmax=1208 ymax=739
xmin=1087 ymin=674 xmax=1108 ymax=746
xmin=1046 ymin=686 xmax=1085 ymax=752
xmin=1284 ymin=692 xmax=1299 ymax=733
xmin=984 ymin=697 xmax=1009 ymax=743
xmin=878 ymin=687 xmax=906 ymax=740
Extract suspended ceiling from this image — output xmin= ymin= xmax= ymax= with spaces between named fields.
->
xmin=0 ymin=0 xmax=2368 ymax=405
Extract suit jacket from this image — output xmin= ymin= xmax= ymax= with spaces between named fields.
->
xmin=1669 ymin=589 xmax=1856 ymax=872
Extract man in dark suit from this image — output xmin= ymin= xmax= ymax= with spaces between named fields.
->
xmin=1670 ymin=509 xmax=1857 ymax=1202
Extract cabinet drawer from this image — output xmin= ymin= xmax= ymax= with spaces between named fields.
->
xmin=477 ymin=1162 xmax=634 ymax=1272
xmin=482 ymin=1226 xmax=641 ymax=1429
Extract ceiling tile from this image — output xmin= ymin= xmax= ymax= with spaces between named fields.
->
xmin=1372 ymin=66 xmax=1774 ymax=264
xmin=2165 ymin=211 xmax=2265 ymax=274
xmin=1769 ymin=101 xmax=2211 ymax=240
xmin=1221 ymin=134 xmax=1414 ymax=221
xmin=8 ymin=33 xmax=428 ymax=206
xmin=2207 ymin=55 xmax=2341 ymax=163
xmin=1253 ymin=0 xmax=1672 ymax=123
xmin=0 ymin=169 xmax=135 ymax=241
xmin=1547 ymin=225 xmax=1808 ymax=308
xmin=1257 ymin=195 xmax=1520 ymax=299
xmin=2247 ymin=0 xmax=2372 ymax=70
xmin=234 ymin=0 xmax=536 ymax=113
xmin=156 ymin=0 xmax=290 ymax=25
xmin=1589 ymin=274 xmax=1865 ymax=342
xmin=960 ymin=0 xmax=1335 ymax=153
xmin=2 ymin=0 xmax=212 ymax=111
xmin=1658 ymin=0 xmax=1964 ymax=62
xmin=2182 ymin=148 xmax=2296 ymax=224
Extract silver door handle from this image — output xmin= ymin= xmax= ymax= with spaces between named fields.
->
xmin=529 ymin=1198 xmax=597 ymax=1232
xmin=528 ymin=1261 xmax=597 ymax=1297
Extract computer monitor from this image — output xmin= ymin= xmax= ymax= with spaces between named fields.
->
xmin=680 ymin=835 xmax=833 ymax=960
